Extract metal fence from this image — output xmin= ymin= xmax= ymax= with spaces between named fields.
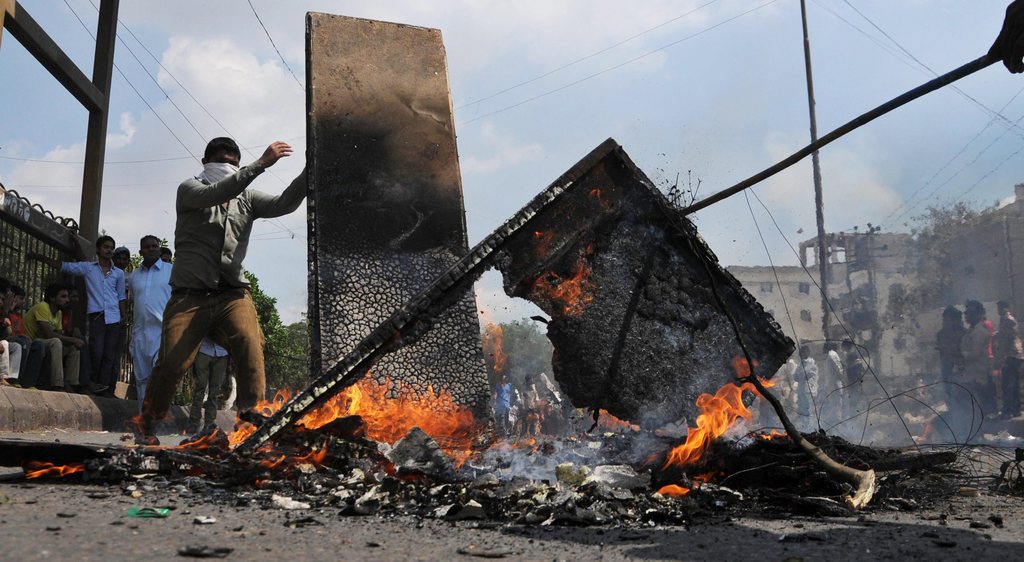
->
xmin=0 ymin=185 xmax=137 ymax=386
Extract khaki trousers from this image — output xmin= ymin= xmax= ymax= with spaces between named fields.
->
xmin=38 ymin=338 xmax=80 ymax=387
xmin=141 ymin=289 xmax=264 ymax=430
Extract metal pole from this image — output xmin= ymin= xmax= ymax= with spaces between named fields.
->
xmin=79 ymin=0 xmax=119 ymax=241
xmin=800 ymin=0 xmax=831 ymax=344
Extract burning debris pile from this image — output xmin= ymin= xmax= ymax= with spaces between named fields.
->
xmin=0 ymin=141 xmax=959 ymax=523
xmin=2 ymin=374 xmax=960 ymax=524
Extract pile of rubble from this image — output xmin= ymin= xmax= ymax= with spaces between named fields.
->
xmin=5 ymin=414 xmax=965 ymax=526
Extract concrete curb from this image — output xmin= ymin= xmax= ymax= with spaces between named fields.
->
xmin=0 ymin=386 xmax=236 ymax=433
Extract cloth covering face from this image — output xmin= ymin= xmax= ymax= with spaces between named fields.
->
xmin=199 ymin=162 xmax=240 ymax=184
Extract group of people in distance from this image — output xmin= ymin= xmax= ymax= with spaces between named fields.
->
xmin=1 ymin=136 xmax=304 ymax=444
xmin=1 ymin=235 xmax=232 ymax=432
xmin=937 ymin=300 xmax=1022 ymax=427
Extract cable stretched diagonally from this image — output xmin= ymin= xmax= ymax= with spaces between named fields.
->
xmin=678 ymin=219 xmax=876 ymax=509
xmin=742 ymin=191 xmax=821 ymax=430
xmin=744 ymin=189 xmax=921 ymax=453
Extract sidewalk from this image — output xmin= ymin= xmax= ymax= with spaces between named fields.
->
xmin=0 ymin=385 xmax=234 ymax=433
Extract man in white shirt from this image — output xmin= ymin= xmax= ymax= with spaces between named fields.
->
xmin=821 ymin=342 xmax=845 ymax=424
xmin=128 ymin=235 xmax=172 ymax=412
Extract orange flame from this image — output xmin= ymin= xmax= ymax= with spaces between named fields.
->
xmin=757 ymin=429 xmax=788 ymax=441
xmin=227 ymin=390 xmax=293 ymax=448
xmin=531 ymin=244 xmax=595 ymax=317
xmin=226 ymin=377 xmax=483 ymax=467
xmin=300 ymin=378 xmax=482 ymax=467
xmin=176 ymin=429 xmax=225 ymax=451
xmin=656 ymin=484 xmax=691 ymax=498
xmin=532 ymin=230 xmax=556 ymax=258
xmin=482 ymin=323 xmax=507 ymax=373
xmin=589 ymin=188 xmax=611 ymax=210
xmin=24 ymin=461 xmax=85 ymax=479
xmin=596 ymin=410 xmax=639 ymax=432
xmin=662 ymin=380 xmax=760 ymax=469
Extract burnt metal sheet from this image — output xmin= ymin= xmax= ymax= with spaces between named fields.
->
xmin=239 ymin=139 xmax=792 ymax=454
xmin=496 ymin=144 xmax=795 ymax=427
xmin=306 ymin=13 xmax=488 ymax=411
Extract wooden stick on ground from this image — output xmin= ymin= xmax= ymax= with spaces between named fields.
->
xmin=742 ymin=374 xmax=876 ymax=510
xmin=686 ymin=235 xmax=877 ymax=509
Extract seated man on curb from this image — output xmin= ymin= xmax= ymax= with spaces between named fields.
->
xmin=24 ymin=283 xmax=84 ymax=392
xmin=136 ymin=138 xmax=305 ymax=445
xmin=5 ymin=284 xmax=46 ymax=387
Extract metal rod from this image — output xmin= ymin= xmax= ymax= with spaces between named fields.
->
xmin=681 ymin=54 xmax=997 ymax=216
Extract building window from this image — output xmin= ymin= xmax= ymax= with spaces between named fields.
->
xmin=800 ymin=309 xmax=812 ymax=322
xmin=798 ymin=282 xmax=811 ymax=295
xmin=760 ymin=282 xmax=773 ymax=294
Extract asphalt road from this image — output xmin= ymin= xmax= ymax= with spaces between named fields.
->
xmin=1 ymin=430 xmax=1023 ymax=561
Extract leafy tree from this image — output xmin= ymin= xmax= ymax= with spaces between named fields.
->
xmin=242 ymin=271 xmax=310 ymax=393
xmin=911 ymin=201 xmax=990 ymax=308
xmin=482 ymin=319 xmax=553 ymax=389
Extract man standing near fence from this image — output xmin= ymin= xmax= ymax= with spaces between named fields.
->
xmin=30 ymin=235 xmax=127 ymax=397
xmin=128 ymin=235 xmax=172 ymax=412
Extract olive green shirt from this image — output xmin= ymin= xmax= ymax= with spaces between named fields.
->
xmin=171 ymin=163 xmax=307 ymax=290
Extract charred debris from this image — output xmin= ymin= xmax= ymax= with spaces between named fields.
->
xmin=1 ymin=141 xmax=966 ymax=525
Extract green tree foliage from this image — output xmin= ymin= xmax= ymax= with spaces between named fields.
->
xmin=911 ymin=201 xmax=990 ymax=308
xmin=243 ymin=271 xmax=310 ymax=394
xmin=481 ymin=319 xmax=553 ymax=389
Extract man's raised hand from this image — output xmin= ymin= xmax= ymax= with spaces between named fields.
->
xmin=991 ymin=0 xmax=1024 ymax=73
xmin=258 ymin=141 xmax=293 ymax=168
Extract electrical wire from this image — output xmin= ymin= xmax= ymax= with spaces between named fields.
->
xmin=743 ymin=190 xmax=822 ymax=430
xmin=741 ymin=188 xmax=921 ymax=449
xmin=459 ymin=0 xmax=779 ymax=125
xmin=62 ymin=0 xmax=200 ymax=163
xmin=456 ymin=0 xmax=721 ymax=111
xmin=0 ymin=138 xmax=303 ymax=164
xmin=246 ymin=0 xmax=304 ymax=91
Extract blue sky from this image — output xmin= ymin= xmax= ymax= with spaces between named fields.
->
xmin=1 ymin=1 xmax=1022 ymax=324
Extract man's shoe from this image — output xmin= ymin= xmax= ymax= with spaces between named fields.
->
xmin=132 ymin=422 xmax=160 ymax=446
xmin=89 ymin=383 xmax=109 ymax=395
xmin=134 ymin=433 xmax=160 ymax=446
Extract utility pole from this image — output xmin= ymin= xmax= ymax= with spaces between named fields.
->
xmin=800 ymin=0 xmax=831 ymax=344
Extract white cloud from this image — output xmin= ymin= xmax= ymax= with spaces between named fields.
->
xmin=760 ymin=130 xmax=903 ymax=233
xmin=106 ymin=112 xmax=137 ymax=150
xmin=460 ymin=123 xmax=544 ymax=174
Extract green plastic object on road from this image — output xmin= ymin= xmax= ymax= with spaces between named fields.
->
xmin=126 ymin=507 xmax=170 ymax=518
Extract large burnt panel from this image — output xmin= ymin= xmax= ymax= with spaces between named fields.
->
xmin=497 ymin=141 xmax=794 ymax=427
xmin=306 ymin=13 xmax=488 ymax=410
xmin=240 ymin=139 xmax=791 ymax=453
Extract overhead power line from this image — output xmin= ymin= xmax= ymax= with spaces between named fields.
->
xmin=460 ymin=0 xmax=780 ymax=125
xmin=456 ymin=0 xmax=721 ymax=111
xmin=839 ymin=0 xmax=1024 ymax=135
xmin=246 ymin=0 xmax=304 ymax=91
xmin=62 ymin=0 xmax=200 ymax=163
xmin=0 ymin=138 xmax=304 ymax=165
xmin=883 ymin=85 xmax=1024 ymax=225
